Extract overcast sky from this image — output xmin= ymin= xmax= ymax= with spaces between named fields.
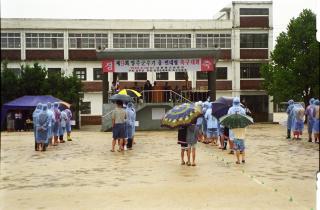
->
xmin=0 ymin=0 xmax=318 ymax=43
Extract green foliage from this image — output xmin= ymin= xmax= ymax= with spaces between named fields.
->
xmin=1 ymin=62 xmax=83 ymax=124
xmin=1 ymin=61 xmax=20 ymax=106
xmin=261 ymin=9 xmax=319 ymax=104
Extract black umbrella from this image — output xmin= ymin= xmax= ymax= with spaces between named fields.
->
xmin=211 ymin=96 xmax=246 ymax=119
xmin=109 ymin=94 xmax=133 ymax=102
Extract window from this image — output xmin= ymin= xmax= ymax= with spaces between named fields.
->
xmin=175 ymin=72 xmax=187 ymax=80
xmin=69 ymin=33 xmax=108 ymax=49
xmin=154 ymin=34 xmax=191 ymax=48
xmin=113 ymin=34 xmax=149 ymax=48
xmin=240 ymin=8 xmax=269 ymax=16
xmin=156 ymin=72 xmax=168 ymax=80
xmin=134 ymin=72 xmax=147 ymax=80
xmin=196 ymin=34 xmax=231 ymax=48
xmin=81 ymin=101 xmax=91 ymax=114
xmin=26 ymin=33 xmax=63 ymax=49
xmin=216 ymin=67 xmax=227 ymax=79
xmin=117 ymin=73 xmax=128 ymax=80
xmin=197 ymin=72 xmax=208 ymax=80
xmin=73 ymin=68 xmax=86 ymax=80
xmin=240 ymin=34 xmax=268 ymax=48
xmin=196 ymin=67 xmax=227 ymax=80
xmin=240 ymin=63 xmax=262 ymax=78
xmin=93 ymin=68 xmax=102 ymax=80
xmin=1 ymin=33 xmax=21 ymax=48
xmin=48 ymin=68 xmax=61 ymax=77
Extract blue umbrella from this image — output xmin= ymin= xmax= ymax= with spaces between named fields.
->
xmin=161 ymin=103 xmax=202 ymax=128
xmin=211 ymin=96 xmax=246 ymax=119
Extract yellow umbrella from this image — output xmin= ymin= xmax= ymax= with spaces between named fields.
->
xmin=118 ymin=89 xmax=142 ymax=97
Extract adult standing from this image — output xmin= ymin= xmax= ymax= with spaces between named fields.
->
xmin=33 ymin=103 xmax=42 ymax=151
xmin=36 ymin=104 xmax=49 ymax=151
xmin=305 ymin=98 xmax=315 ymax=142
xmin=228 ymin=97 xmax=246 ymax=164
xmin=204 ymin=103 xmax=219 ymax=145
xmin=143 ymin=80 xmax=152 ymax=103
xmin=286 ymin=99 xmax=295 ymax=139
xmin=6 ymin=112 xmax=15 ymax=132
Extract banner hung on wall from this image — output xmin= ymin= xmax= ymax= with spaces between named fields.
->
xmin=102 ymin=57 xmax=215 ymax=73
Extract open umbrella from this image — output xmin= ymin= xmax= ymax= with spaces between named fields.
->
xmin=118 ymin=89 xmax=141 ymax=98
xmin=161 ymin=103 xmax=202 ymax=129
xmin=109 ymin=94 xmax=133 ymax=103
xmin=211 ymin=96 xmax=246 ymax=119
xmin=219 ymin=113 xmax=254 ymax=129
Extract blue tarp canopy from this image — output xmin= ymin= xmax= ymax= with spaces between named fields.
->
xmin=1 ymin=95 xmax=70 ymax=126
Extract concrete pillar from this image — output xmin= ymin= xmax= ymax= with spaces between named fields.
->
xmin=21 ymin=31 xmax=26 ymax=60
xmin=64 ymin=30 xmax=69 ymax=60
xmin=207 ymin=70 xmax=216 ymax=101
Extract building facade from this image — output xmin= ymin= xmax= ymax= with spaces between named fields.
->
xmin=1 ymin=1 xmax=273 ymax=124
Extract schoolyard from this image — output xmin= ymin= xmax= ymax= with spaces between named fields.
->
xmin=0 ymin=124 xmax=318 ymax=210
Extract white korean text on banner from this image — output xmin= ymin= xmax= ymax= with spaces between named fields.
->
xmin=102 ymin=58 xmax=215 ymax=73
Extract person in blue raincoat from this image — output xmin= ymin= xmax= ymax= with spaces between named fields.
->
xmin=126 ymin=102 xmax=136 ymax=149
xmin=305 ymin=98 xmax=315 ymax=142
xmin=63 ymin=108 xmax=73 ymax=141
xmin=286 ymin=99 xmax=295 ymax=139
xmin=204 ymin=102 xmax=219 ymax=145
xmin=46 ymin=102 xmax=55 ymax=147
xmin=52 ymin=102 xmax=61 ymax=145
xmin=36 ymin=104 xmax=50 ymax=151
xmin=227 ymin=97 xmax=246 ymax=164
xmin=291 ymin=103 xmax=305 ymax=140
xmin=59 ymin=110 xmax=68 ymax=143
xmin=33 ymin=103 xmax=42 ymax=151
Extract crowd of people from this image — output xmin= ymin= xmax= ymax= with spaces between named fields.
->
xmin=286 ymin=98 xmax=320 ymax=143
xmin=178 ymin=97 xmax=248 ymax=166
xmin=32 ymin=102 xmax=73 ymax=151
xmin=110 ymin=101 xmax=136 ymax=152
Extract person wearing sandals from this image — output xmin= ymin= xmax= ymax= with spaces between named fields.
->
xmin=312 ymin=99 xmax=320 ymax=143
xmin=227 ymin=97 xmax=246 ymax=164
xmin=186 ymin=124 xmax=197 ymax=166
xmin=178 ymin=126 xmax=190 ymax=165
xmin=205 ymin=103 xmax=219 ymax=146
xmin=111 ymin=100 xmax=127 ymax=152
xmin=36 ymin=104 xmax=50 ymax=151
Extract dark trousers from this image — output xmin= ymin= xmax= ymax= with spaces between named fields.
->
xmin=127 ymin=138 xmax=133 ymax=148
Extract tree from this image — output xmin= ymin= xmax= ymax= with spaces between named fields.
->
xmin=19 ymin=63 xmax=47 ymax=96
xmin=261 ymin=9 xmax=319 ymax=105
xmin=1 ymin=61 xmax=20 ymax=107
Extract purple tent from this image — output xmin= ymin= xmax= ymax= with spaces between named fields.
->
xmin=1 ymin=95 xmax=70 ymax=126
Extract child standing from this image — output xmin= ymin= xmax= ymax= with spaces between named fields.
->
xmin=186 ymin=124 xmax=197 ymax=166
xmin=178 ymin=126 xmax=190 ymax=165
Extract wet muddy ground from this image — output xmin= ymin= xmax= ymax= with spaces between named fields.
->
xmin=0 ymin=124 xmax=318 ymax=210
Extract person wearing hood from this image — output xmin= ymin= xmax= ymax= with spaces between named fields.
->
xmin=46 ymin=102 xmax=55 ymax=147
xmin=312 ymin=99 xmax=320 ymax=143
xmin=52 ymin=102 xmax=62 ymax=145
xmin=125 ymin=102 xmax=136 ymax=150
xmin=228 ymin=97 xmax=246 ymax=164
xmin=204 ymin=102 xmax=219 ymax=145
xmin=64 ymin=108 xmax=73 ymax=141
xmin=36 ymin=104 xmax=49 ymax=151
xmin=286 ymin=99 xmax=295 ymax=139
xmin=59 ymin=109 xmax=68 ymax=143
xmin=291 ymin=103 xmax=305 ymax=140
xmin=33 ymin=103 xmax=42 ymax=151
xmin=195 ymin=101 xmax=204 ymax=142
xmin=305 ymin=98 xmax=315 ymax=142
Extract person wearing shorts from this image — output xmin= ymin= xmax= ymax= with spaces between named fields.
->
xmin=186 ymin=124 xmax=197 ymax=166
xmin=111 ymin=100 xmax=127 ymax=152
xmin=178 ymin=126 xmax=189 ymax=165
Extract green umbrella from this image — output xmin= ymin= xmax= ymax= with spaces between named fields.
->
xmin=220 ymin=113 xmax=253 ymax=129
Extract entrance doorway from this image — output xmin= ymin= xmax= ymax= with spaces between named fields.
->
xmin=240 ymin=95 xmax=268 ymax=122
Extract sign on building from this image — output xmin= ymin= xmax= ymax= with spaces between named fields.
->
xmin=102 ymin=57 xmax=215 ymax=73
